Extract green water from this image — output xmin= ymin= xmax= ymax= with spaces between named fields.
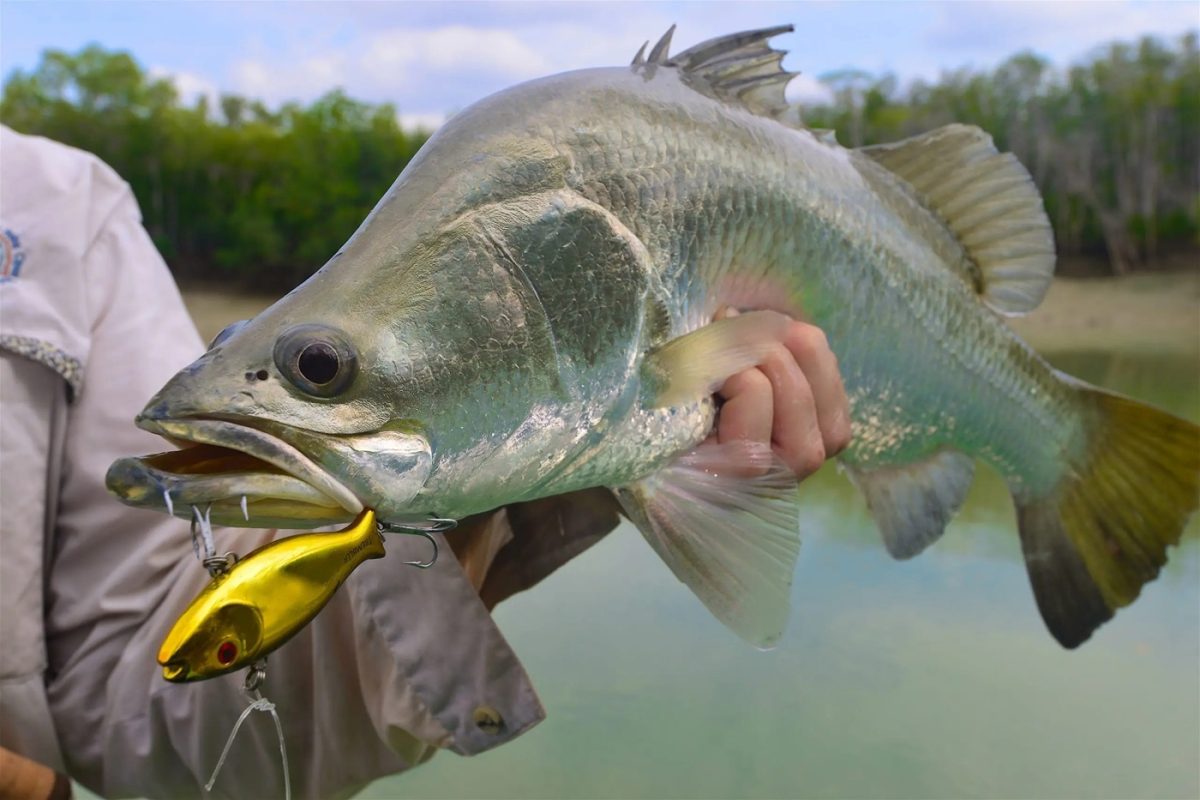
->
xmin=363 ymin=348 xmax=1200 ymax=800
xmin=68 ymin=348 xmax=1199 ymax=800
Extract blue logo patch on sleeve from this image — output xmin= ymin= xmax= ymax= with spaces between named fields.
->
xmin=1 ymin=228 xmax=26 ymax=283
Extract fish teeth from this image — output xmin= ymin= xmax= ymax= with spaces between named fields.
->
xmin=163 ymin=489 xmax=174 ymax=518
xmin=241 ymin=495 xmax=249 ymax=522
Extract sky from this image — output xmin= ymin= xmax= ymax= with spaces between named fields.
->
xmin=2 ymin=1 xmax=1196 ymax=130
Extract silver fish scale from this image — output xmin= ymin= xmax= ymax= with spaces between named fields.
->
xmin=121 ymin=63 xmax=1085 ymax=524
xmin=512 ymin=66 xmax=1083 ymax=498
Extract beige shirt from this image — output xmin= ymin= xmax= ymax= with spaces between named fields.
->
xmin=0 ymin=126 xmax=609 ymax=798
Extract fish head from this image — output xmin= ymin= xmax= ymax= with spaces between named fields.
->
xmin=158 ymin=595 xmax=265 ymax=682
xmin=108 ymin=117 xmax=647 ymax=525
xmin=105 ymin=204 xmax=569 ymax=525
xmin=105 ymin=264 xmax=443 ymax=527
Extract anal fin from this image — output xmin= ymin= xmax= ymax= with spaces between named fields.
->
xmin=844 ymin=450 xmax=975 ymax=559
xmin=615 ymin=440 xmax=802 ymax=648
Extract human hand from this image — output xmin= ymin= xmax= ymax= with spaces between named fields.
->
xmin=712 ymin=308 xmax=851 ymax=478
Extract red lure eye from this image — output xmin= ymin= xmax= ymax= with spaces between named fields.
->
xmin=217 ymin=641 xmax=238 ymax=665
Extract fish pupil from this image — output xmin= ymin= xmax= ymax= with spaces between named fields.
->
xmin=217 ymin=641 xmax=238 ymax=665
xmin=297 ymin=342 xmax=339 ymax=385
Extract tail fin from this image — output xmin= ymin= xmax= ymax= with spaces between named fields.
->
xmin=1016 ymin=384 xmax=1199 ymax=648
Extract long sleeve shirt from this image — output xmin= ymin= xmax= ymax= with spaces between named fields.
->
xmin=0 ymin=125 xmax=617 ymax=799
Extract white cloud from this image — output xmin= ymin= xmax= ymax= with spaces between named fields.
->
xmin=150 ymin=66 xmax=220 ymax=108
xmin=126 ymin=3 xmax=1197 ymax=126
xmin=925 ymin=1 xmax=1198 ymax=63
xmin=231 ymin=55 xmax=354 ymax=106
xmin=786 ymin=72 xmax=834 ymax=106
xmin=396 ymin=110 xmax=446 ymax=131
xmin=225 ymin=24 xmax=559 ymax=111
xmin=363 ymin=25 xmax=550 ymax=77
xmin=231 ymin=60 xmax=274 ymax=99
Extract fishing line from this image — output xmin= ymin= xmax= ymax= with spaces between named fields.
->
xmin=204 ymin=666 xmax=290 ymax=800
xmin=190 ymin=505 xmax=217 ymax=562
xmin=180 ymin=508 xmax=291 ymax=797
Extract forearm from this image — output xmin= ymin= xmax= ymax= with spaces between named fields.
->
xmin=0 ymin=747 xmax=69 ymax=800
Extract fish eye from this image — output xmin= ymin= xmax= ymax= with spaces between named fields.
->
xmin=209 ymin=319 xmax=249 ymax=350
xmin=216 ymin=640 xmax=238 ymax=665
xmin=298 ymin=342 xmax=339 ymax=385
xmin=273 ymin=324 xmax=358 ymax=398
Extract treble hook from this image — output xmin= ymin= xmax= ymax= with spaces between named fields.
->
xmin=379 ymin=518 xmax=458 ymax=533
xmin=401 ymin=530 xmax=439 ymax=569
xmin=377 ymin=518 xmax=455 ymax=569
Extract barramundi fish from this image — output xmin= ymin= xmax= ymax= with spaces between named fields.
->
xmin=107 ymin=25 xmax=1199 ymax=649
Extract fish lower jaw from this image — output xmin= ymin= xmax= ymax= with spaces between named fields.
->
xmin=106 ymin=416 xmax=363 ymax=527
xmin=106 ymin=452 xmax=356 ymax=528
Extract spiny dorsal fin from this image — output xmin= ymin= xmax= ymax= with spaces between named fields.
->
xmin=631 ymin=41 xmax=648 ymax=66
xmin=859 ymin=124 xmax=1056 ymax=316
xmin=647 ymin=24 xmax=675 ymax=65
xmin=631 ymin=25 xmax=807 ymax=128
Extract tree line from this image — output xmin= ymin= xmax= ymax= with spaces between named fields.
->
xmin=2 ymin=35 xmax=1196 ymax=290
xmin=1 ymin=46 xmax=429 ymax=289
xmin=805 ymin=32 xmax=1199 ymax=275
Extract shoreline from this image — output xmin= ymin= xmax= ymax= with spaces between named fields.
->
xmin=180 ymin=270 xmax=1200 ymax=357
xmin=1007 ymin=271 xmax=1199 ymax=356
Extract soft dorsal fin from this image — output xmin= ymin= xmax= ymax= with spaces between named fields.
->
xmin=633 ymin=25 xmax=806 ymax=128
xmin=859 ymin=124 xmax=1056 ymax=315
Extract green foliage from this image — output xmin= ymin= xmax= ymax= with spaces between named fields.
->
xmin=806 ymin=32 xmax=1199 ymax=274
xmin=3 ymin=37 xmax=1196 ymax=284
xmin=1 ymin=47 xmax=428 ymax=290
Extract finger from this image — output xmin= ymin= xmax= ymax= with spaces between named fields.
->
xmin=757 ymin=343 xmax=826 ymax=477
xmin=714 ymin=367 xmax=774 ymax=477
xmin=783 ymin=322 xmax=852 ymax=456
xmin=717 ymin=367 xmax=773 ymax=446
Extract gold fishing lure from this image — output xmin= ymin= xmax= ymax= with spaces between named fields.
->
xmin=158 ymin=508 xmax=384 ymax=682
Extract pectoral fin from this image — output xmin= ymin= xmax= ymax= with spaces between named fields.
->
xmin=644 ymin=310 xmax=791 ymax=407
xmin=615 ymin=440 xmax=802 ymax=648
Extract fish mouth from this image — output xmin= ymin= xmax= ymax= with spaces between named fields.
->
xmin=106 ymin=416 xmax=363 ymax=527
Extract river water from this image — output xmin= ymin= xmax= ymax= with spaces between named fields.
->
xmin=75 ymin=297 xmax=1198 ymax=799
xmin=365 ymin=347 xmax=1199 ymax=799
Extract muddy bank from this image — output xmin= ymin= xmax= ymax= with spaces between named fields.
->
xmin=181 ymin=270 xmax=1200 ymax=357
xmin=1007 ymin=271 xmax=1199 ymax=356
